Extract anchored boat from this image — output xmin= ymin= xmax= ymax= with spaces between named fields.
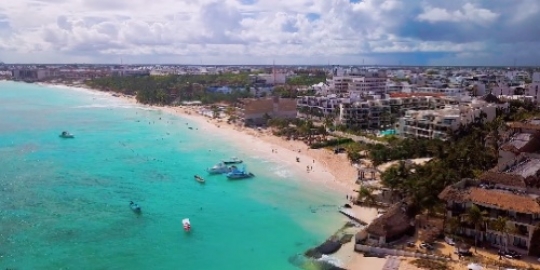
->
xmin=226 ymin=166 xmax=254 ymax=180
xmin=129 ymin=201 xmax=142 ymax=214
xmin=182 ymin=218 xmax=191 ymax=232
xmin=206 ymin=162 xmax=231 ymax=174
xmin=59 ymin=131 xmax=75 ymax=138
xmin=194 ymin=175 xmax=205 ymax=184
xmin=222 ymin=157 xmax=243 ymax=165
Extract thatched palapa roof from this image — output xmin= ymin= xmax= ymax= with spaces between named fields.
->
xmin=365 ymin=202 xmax=413 ymax=239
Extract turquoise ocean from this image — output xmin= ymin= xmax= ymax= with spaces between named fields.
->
xmin=0 ymin=81 xmax=344 ymax=270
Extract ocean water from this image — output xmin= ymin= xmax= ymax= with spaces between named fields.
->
xmin=0 ymin=81 xmax=344 ymax=270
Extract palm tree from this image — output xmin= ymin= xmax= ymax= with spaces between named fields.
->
xmin=461 ymin=204 xmax=488 ymax=252
xmin=210 ymin=105 xmax=220 ymax=119
xmin=445 ymin=216 xmax=461 ymax=238
xmin=356 ymin=186 xmax=376 ymax=207
xmin=491 ymin=216 xmax=509 ymax=254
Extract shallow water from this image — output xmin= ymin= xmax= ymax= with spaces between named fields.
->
xmin=0 ymin=81 xmax=344 ymax=270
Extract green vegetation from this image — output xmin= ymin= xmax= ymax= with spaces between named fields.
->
xmin=272 ymin=86 xmax=316 ymax=98
xmin=85 ymin=74 xmax=253 ymax=105
xmin=373 ymin=100 xmax=540 ymax=213
xmin=266 ymin=118 xmax=328 ymax=145
xmin=286 ymin=73 xmax=327 ymax=86
xmin=310 ymin=138 xmax=353 ymax=149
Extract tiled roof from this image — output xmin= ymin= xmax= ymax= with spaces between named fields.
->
xmin=439 ymin=186 xmax=540 ymax=214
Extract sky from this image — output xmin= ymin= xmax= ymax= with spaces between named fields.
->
xmin=0 ymin=0 xmax=539 ymax=66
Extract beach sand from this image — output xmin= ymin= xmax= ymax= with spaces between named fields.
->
xmin=158 ymin=105 xmax=360 ymax=197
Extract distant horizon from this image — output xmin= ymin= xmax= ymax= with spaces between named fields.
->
xmin=3 ymin=63 xmax=540 ymax=69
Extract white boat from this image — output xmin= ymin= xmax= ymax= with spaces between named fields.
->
xmin=206 ymin=162 xmax=231 ymax=174
xmin=182 ymin=218 xmax=191 ymax=232
xmin=222 ymin=157 xmax=243 ymax=165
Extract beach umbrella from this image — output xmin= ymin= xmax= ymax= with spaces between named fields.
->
xmin=467 ymin=263 xmax=483 ymax=270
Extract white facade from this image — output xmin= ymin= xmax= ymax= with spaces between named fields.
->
xmin=396 ymin=99 xmax=506 ymax=140
xmin=327 ymin=76 xmax=352 ymax=94
xmin=348 ymin=75 xmax=387 ymax=96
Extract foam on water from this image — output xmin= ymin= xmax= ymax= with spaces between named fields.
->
xmin=0 ymin=81 xmax=344 ymax=270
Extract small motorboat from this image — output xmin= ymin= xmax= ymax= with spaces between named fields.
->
xmin=182 ymin=218 xmax=191 ymax=232
xmin=130 ymin=201 xmax=141 ymax=214
xmin=222 ymin=157 xmax=243 ymax=165
xmin=194 ymin=175 xmax=205 ymax=184
xmin=59 ymin=131 xmax=75 ymax=138
xmin=226 ymin=166 xmax=254 ymax=180
xmin=206 ymin=162 xmax=231 ymax=174
xmin=188 ymin=127 xmax=193 ymax=130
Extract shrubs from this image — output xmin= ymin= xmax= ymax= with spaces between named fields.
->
xmin=310 ymin=138 xmax=353 ymax=149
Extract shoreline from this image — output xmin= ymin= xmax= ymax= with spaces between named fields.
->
xmin=33 ymin=80 xmax=360 ymax=197
xmin=22 ymin=80 xmax=379 ymax=269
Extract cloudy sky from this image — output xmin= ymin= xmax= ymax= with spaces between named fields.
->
xmin=0 ymin=0 xmax=539 ymax=65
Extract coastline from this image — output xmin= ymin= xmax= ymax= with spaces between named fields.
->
xmin=35 ymin=81 xmax=359 ymax=196
xmin=29 ymin=80 xmax=380 ymax=269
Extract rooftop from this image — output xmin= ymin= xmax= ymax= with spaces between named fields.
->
xmin=439 ymin=180 xmax=540 ymax=214
xmin=501 ymin=133 xmax=538 ymax=152
xmin=365 ymin=202 xmax=414 ymax=238
xmin=506 ymin=158 xmax=540 ymax=178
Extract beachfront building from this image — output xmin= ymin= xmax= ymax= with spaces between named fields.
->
xmin=297 ymin=95 xmax=347 ymax=118
xmin=236 ymin=97 xmax=297 ymax=126
xmin=338 ymin=99 xmax=392 ymax=130
xmin=439 ymin=177 xmax=540 ymax=256
xmin=11 ymin=68 xmax=58 ymax=82
xmin=363 ymin=202 xmax=415 ymax=245
xmin=395 ymin=98 xmax=505 ymax=140
xmin=337 ymin=94 xmax=450 ymax=129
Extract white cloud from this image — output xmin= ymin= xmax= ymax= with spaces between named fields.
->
xmin=0 ymin=0 xmax=538 ymax=65
xmin=417 ymin=3 xmax=499 ymax=26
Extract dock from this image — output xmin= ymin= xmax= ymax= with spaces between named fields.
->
xmin=338 ymin=207 xmax=367 ymax=226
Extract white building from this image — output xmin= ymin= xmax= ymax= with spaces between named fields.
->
xmin=396 ymin=99 xmax=507 ymax=140
xmin=326 ymin=76 xmax=352 ymax=94
xmin=348 ymin=71 xmax=387 ymax=96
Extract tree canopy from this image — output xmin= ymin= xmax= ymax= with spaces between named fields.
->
xmin=85 ymin=74 xmax=253 ymax=105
